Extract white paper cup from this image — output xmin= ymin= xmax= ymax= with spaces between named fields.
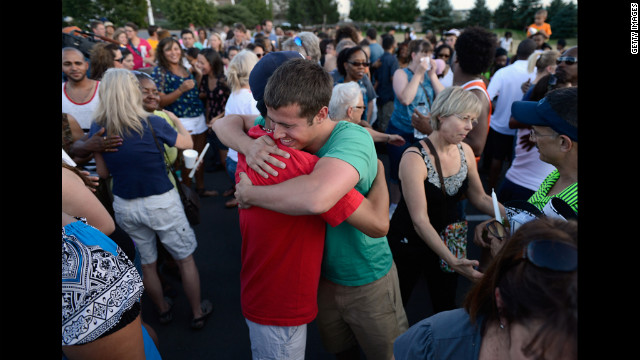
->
xmin=183 ymin=149 xmax=198 ymax=169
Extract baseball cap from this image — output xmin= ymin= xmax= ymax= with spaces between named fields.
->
xmin=104 ymin=21 xmax=114 ymax=28
xmin=511 ymin=96 xmax=577 ymax=141
xmin=249 ymin=51 xmax=304 ymax=115
xmin=444 ymin=29 xmax=460 ymax=37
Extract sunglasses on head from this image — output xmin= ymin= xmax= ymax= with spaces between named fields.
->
xmin=348 ymin=61 xmax=370 ymax=67
xmin=294 ymin=36 xmax=309 ymax=57
xmin=556 ymin=56 xmax=577 ymax=66
xmin=519 ymin=239 xmax=577 ymax=272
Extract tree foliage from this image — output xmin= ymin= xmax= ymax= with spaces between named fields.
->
xmin=350 ymin=0 xmax=381 ymax=22
xmin=548 ymin=1 xmax=577 ymax=39
xmin=386 ymin=0 xmax=419 ymax=24
xmin=421 ymin=0 xmax=455 ymax=35
xmin=237 ymin=0 xmax=273 ymax=25
xmin=466 ymin=0 xmax=492 ymax=28
xmin=216 ymin=4 xmax=259 ymax=28
xmin=493 ymin=0 xmax=517 ymax=29
xmin=62 ymin=0 xmax=148 ymax=29
xmin=152 ymin=0 xmax=216 ymax=29
xmin=287 ymin=0 xmax=339 ymax=26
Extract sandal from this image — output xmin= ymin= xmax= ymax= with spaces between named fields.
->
xmin=196 ymin=188 xmax=219 ymax=197
xmin=191 ymin=299 xmax=213 ymax=330
xmin=159 ymin=297 xmax=174 ymax=324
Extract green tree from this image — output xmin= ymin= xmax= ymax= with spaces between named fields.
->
xmin=421 ymin=0 xmax=455 ymax=35
xmin=238 ymin=0 xmax=272 ymax=24
xmin=287 ymin=0 xmax=306 ymax=26
xmin=548 ymin=1 xmax=577 ymax=39
xmin=153 ymin=0 xmax=216 ymax=28
xmin=493 ymin=0 xmax=517 ymax=29
xmin=216 ymin=4 xmax=259 ymax=28
xmin=466 ymin=0 xmax=492 ymax=28
xmin=350 ymin=0 xmax=380 ymax=22
xmin=287 ymin=0 xmax=339 ymax=26
xmin=386 ymin=0 xmax=419 ymax=24
xmin=62 ymin=0 xmax=147 ymax=29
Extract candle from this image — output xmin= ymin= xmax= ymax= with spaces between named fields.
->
xmin=492 ymin=188 xmax=502 ymax=224
xmin=188 ymin=142 xmax=210 ymax=179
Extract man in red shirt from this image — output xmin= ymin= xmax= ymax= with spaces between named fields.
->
xmin=227 ymin=51 xmax=389 ymax=359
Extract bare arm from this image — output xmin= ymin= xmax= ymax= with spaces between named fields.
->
xmin=462 ymin=89 xmax=491 ymax=156
xmin=170 ymin=115 xmax=194 ymax=149
xmin=344 ymin=159 xmax=390 ymax=238
xmin=235 ymin=156 xmax=360 ymax=215
xmin=212 ymin=114 xmax=290 ymax=178
xmin=399 ymin=149 xmax=483 ymax=281
xmin=62 ymin=166 xmax=115 ymax=235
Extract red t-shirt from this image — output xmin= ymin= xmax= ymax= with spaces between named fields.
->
xmin=127 ymin=38 xmax=152 ymax=70
xmin=236 ymin=126 xmax=364 ymax=326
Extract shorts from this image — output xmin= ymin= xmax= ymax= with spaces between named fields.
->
xmin=316 ymin=262 xmax=408 ymax=360
xmin=245 ymin=319 xmax=307 ymax=360
xmin=180 ymin=114 xmax=208 ymax=135
xmin=113 ymin=189 xmax=197 ymax=264
xmin=484 ymin=128 xmax=515 ymax=162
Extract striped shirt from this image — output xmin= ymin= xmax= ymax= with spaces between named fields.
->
xmin=527 ymin=169 xmax=578 ymax=213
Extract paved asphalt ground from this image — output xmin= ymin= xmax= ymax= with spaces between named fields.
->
xmin=141 ymin=142 xmax=491 ymax=359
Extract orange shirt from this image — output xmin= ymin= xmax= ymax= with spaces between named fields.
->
xmin=527 ymin=22 xmax=552 ymax=38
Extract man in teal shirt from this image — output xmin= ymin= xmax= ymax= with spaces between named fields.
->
xmin=215 ymin=58 xmax=408 ymax=360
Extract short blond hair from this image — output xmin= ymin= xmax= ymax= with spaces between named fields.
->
xmin=429 ymin=86 xmax=482 ymax=130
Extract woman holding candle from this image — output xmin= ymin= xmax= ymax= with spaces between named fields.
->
xmin=386 ymin=86 xmax=505 ymax=314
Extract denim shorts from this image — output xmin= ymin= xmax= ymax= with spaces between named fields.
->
xmin=113 ymin=189 xmax=197 ymax=264
xmin=245 ymin=318 xmax=307 ymax=360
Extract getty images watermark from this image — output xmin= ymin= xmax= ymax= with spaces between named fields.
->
xmin=633 ymin=3 xmax=639 ymax=54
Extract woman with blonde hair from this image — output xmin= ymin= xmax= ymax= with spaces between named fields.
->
xmin=221 ymin=49 xmax=259 ymax=208
xmin=386 ymin=86 xmax=505 ymax=314
xmin=522 ymin=49 xmax=560 ymax=95
xmin=90 ymin=68 xmax=213 ymax=330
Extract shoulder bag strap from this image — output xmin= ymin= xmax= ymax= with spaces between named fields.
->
xmin=147 ymin=119 xmax=187 ymax=199
xmin=422 ymin=137 xmax=446 ymax=197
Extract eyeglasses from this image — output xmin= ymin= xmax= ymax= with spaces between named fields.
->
xmin=452 ymin=113 xmax=478 ymax=125
xmin=437 ymin=53 xmax=450 ymax=59
xmin=294 ymin=36 xmax=309 ymax=57
xmin=351 ymin=105 xmax=365 ymax=110
xmin=348 ymin=61 xmax=370 ymax=67
xmin=518 ymin=239 xmax=578 ymax=272
xmin=529 ymin=127 xmax=556 ymax=141
xmin=556 ymin=56 xmax=577 ymax=66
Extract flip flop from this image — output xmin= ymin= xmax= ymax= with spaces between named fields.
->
xmin=191 ymin=299 xmax=213 ymax=330
xmin=196 ymin=188 xmax=219 ymax=197
xmin=159 ymin=297 xmax=174 ymax=324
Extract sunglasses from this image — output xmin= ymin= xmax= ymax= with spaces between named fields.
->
xmin=348 ymin=61 xmax=370 ymax=67
xmin=255 ymin=53 xmax=263 ymax=58
xmin=294 ymin=36 xmax=309 ymax=57
xmin=486 ymin=220 xmax=509 ymax=240
xmin=114 ymin=57 xmax=124 ymax=63
xmin=556 ymin=56 xmax=577 ymax=66
xmin=518 ymin=239 xmax=577 ymax=272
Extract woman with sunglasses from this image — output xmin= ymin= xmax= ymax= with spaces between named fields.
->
xmin=386 ymin=39 xmax=444 ymax=214
xmin=89 ymin=68 xmax=213 ymax=330
xmin=88 ymin=42 xmax=124 ymax=80
xmin=393 ymin=217 xmax=577 ymax=360
xmin=387 ymin=86 xmax=505 ymax=315
xmin=335 ymin=45 xmax=377 ymax=125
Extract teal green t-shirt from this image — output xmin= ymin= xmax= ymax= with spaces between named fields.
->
xmin=315 ymin=121 xmax=393 ymax=286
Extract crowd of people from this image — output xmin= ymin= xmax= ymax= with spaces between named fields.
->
xmin=62 ymin=14 xmax=577 ymax=360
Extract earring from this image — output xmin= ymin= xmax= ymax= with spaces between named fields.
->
xmin=499 ymin=322 xmax=505 ymax=329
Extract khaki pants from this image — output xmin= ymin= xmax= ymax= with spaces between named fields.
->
xmin=316 ymin=262 xmax=409 ymax=360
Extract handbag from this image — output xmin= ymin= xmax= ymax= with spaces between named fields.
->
xmin=148 ymin=120 xmax=201 ymax=226
xmin=422 ymin=138 xmax=468 ymax=273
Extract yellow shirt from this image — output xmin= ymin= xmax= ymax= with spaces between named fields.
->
xmin=148 ymin=38 xmax=159 ymax=51
xmin=154 ymin=110 xmax=179 ymax=188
